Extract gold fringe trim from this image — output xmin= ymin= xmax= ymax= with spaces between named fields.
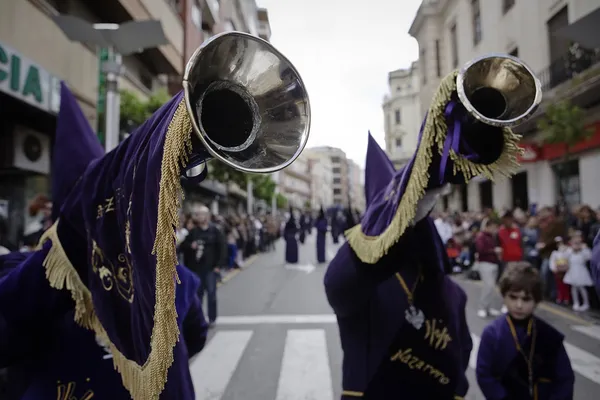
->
xmin=38 ymin=100 xmax=193 ymax=400
xmin=345 ymin=71 xmax=522 ymax=264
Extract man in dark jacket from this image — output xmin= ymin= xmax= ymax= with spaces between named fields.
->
xmin=180 ymin=204 xmax=227 ymax=326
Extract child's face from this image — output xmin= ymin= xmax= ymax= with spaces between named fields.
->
xmin=503 ymin=290 xmax=537 ymax=320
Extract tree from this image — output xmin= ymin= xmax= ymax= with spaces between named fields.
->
xmin=119 ymin=89 xmax=172 ymax=132
xmin=537 ymin=100 xmax=593 ymax=205
xmin=276 ymin=193 xmax=288 ymax=208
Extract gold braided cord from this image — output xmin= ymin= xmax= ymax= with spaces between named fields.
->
xmin=38 ymin=100 xmax=193 ymax=400
xmin=345 ymin=71 xmax=522 ymax=264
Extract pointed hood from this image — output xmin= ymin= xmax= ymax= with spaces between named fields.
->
xmin=38 ymin=91 xmax=200 ymax=399
xmin=364 ymin=132 xmax=395 ymax=206
xmin=318 ymin=206 xmax=325 ymax=220
xmin=51 ymin=82 xmax=104 ymax=221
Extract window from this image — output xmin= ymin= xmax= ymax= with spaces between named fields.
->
xmin=421 ymin=49 xmax=427 ymax=84
xmin=395 ymin=110 xmax=401 ymax=124
xmin=332 ymin=167 xmax=341 ymax=174
xmin=333 ymin=188 xmax=342 ymax=195
xmin=509 ymin=47 xmax=519 ymax=57
xmin=472 ymin=0 xmax=482 ymax=45
xmin=395 ymin=138 xmax=402 ymax=148
xmin=450 ymin=23 xmax=458 ymax=68
xmin=396 ymin=86 xmax=401 ymax=92
xmin=333 ymin=177 xmax=341 ymax=184
xmin=435 ymin=40 xmax=441 ymax=77
xmin=331 ymin=156 xmax=341 ymax=163
xmin=502 ymin=0 xmax=515 ymax=14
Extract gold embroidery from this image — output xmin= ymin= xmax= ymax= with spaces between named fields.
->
xmin=342 ymin=390 xmax=364 ymax=397
xmin=56 ymin=381 xmax=94 ymax=400
xmin=424 ymin=318 xmax=453 ymax=350
xmin=96 ymin=197 xmax=116 ymax=219
xmin=390 ymin=348 xmax=450 ymax=385
xmin=91 ymin=241 xmax=135 ymax=303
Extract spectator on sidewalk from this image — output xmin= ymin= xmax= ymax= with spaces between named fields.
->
xmin=180 ymin=205 xmax=227 ymax=327
xmin=537 ymin=207 xmax=568 ymax=301
xmin=475 ymin=218 xmax=503 ymax=318
xmin=549 ymin=237 xmax=571 ymax=305
xmin=563 ymin=232 xmax=593 ymax=311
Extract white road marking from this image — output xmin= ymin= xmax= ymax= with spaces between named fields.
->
xmin=276 ymin=329 xmax=334 ymax=400
xmin=470 ymin=333 xmax=481 ymax=370
xmin=285 ymin=263 xmax=316 ymax=274
xmin=564 ymin=342 xmax=600 ymax=385
xmin=190 ymin=330 xmax=253 ymax=400
xmin=216 ymin=314 xmax=337 ymax=325
xmin=572 ymin=325 xmax=600 ymax=341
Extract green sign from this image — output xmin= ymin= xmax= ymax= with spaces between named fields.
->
xmin=0 ymin=42 xmax=59 ymax=114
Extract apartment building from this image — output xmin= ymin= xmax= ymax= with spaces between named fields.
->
xmin=409 ymin=0 xmax=600 ymax=212
xmin=382 ymin=61 xmax=422 ymax=169
xmin=304 ymin=146 xmax=351 ymax=207
xmin=274 ymin=157 xmax=312 ymax=209
xmin=299 ymin=151 xmax=334 ymax=211
xmin=347 ymin=159 xmax=366 ymax=212
xmin=0 ymin=0 xmax=183 ymax=244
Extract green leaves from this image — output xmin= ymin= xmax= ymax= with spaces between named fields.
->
xmin=206 ymin=160 xmax=279 ymax=201
xmin=537 ymin=101 xmax=594 ymax=152
xmin=119 ymin=89 xmax=172 ymax=129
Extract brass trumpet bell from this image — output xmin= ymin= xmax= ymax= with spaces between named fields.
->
xmin=183 ymin=31 xmax=311 ymax=174
xmin=456 ymin=54 xmax=542 ymax=128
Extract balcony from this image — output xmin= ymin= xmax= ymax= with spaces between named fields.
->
xmin=515 ymin=46 xmax=600 ymax=134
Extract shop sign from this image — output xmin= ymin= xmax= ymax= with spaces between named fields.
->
xmin=0 ymin=41 xmax=60 ymax=114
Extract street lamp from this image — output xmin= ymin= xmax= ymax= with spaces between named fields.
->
xmin=52 ymin=15 xmax=169 ymax=152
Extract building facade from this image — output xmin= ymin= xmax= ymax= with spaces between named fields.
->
xmin=274 ymin=157 xmax=312 ymax=209
xmin=0 ymin=0 xmax=182 ymax=244
xmin=382 ymin=62 xmax=422 ymax=169
xmin=347 ymin=159 xmax=366 ymax=212
xmin=304 ymin=146 xmax=352 ymax=207
xmin=300 ymin=151 xmax=334 ymax=211
xmin=409 ymin=0 xmax=600 ymax=212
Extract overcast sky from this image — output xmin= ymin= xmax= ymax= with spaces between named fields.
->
xmin=256 ymin=0 xmax=421 ymax=168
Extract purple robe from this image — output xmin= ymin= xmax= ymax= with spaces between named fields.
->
xmin=0 ymin=250 xmax=209 ymax=399
xmin=324 ymin=218 xmax=472 ymax=399
xmin=476 ymin=315 xmax=574 ymax=400
xmin=284 ymin=220 xmax=299 ymax=264
xmin=315 ymin=218 xmax=327 ymax=263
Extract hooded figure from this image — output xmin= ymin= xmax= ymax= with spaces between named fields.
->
xmin=324 ymin=63 xmax=527 ymax=398
xmin=315 ymin=206 xmax=328 ymax=263
xmin=284 ymin=207 xmax=299 ymax=264
xmin=0 ymin=83 xmax=209 ymax=400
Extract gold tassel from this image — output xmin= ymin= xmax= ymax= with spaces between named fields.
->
xmin=38 ymin=100 xmax=193 ymax=400
xmin=345 ymin=71 xmax=522 ymax=264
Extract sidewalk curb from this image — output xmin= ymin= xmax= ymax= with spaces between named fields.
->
xmin=218 ymin=254 xmax=259 ymax=287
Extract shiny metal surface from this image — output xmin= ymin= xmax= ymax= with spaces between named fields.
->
xmin=183 ymin=31 xmax=311 ymax=173
xmin=456 ymin=53 xmax=542 ymax=127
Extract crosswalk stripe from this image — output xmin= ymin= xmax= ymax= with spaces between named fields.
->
xmin=276 ymin=329 xmax=335 ymax=400
xmin=564 ymin=342 xmax=600 ymax=385
xmin=572 ymin=325 xmax=600 ymax=341
xmin=190 ymin=330 xmax=253 ymax=400
xmin=469 ymin=333 xmax=481 ymax=370
xmin=217 ymin=314 xmax=337 ymax=325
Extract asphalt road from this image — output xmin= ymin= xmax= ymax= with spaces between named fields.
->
xmin=190 ymin=233 xmax=600 ymax=400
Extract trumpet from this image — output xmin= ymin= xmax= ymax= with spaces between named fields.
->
xmin=181 ymin=31 xmax=311 ymax=179
xmin=435 ymin=53 xmax=542 ymax=185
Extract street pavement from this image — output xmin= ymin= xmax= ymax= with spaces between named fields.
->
xmin=191 ymin=233 xmax=600 ymax=400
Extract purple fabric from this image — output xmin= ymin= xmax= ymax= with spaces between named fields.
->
xmin=51 ymin=82 xmax=104 ymax=222
xmin=315 ymin=219 xmax=327 ymax=263
xmin=476 ymin=316 xmax=574 ymax=400
xmin=359 ymin=103 xmax=481 ymax=241
xmin=45 ymin=92 xmax=189 ymax=383
xmin=324 ymin=218 xmax=472 ymax=398
xmin=0 ymin=252 xmax=205 ymax=400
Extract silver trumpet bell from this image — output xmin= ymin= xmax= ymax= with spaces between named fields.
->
xmin=456 ymin=53 xmax=542 ymax=128
xmin=182 ymin=31 xmax=310 ymax=176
